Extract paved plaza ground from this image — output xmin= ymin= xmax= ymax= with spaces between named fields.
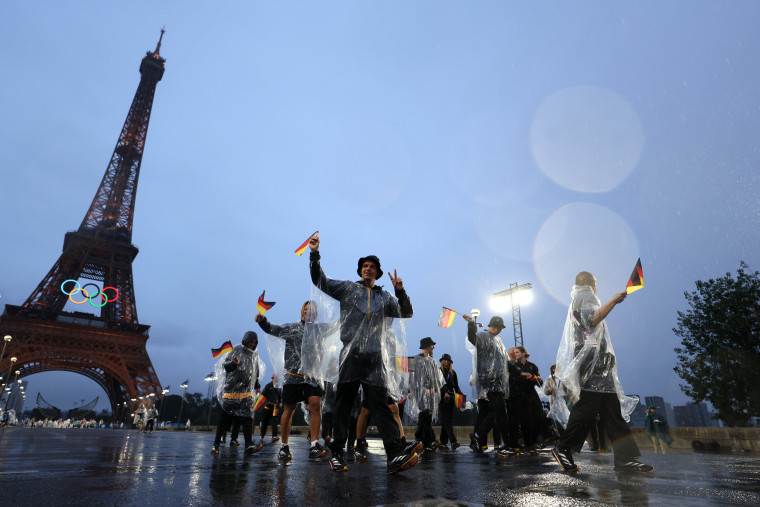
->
xmin=1 ymin=428 xmax=758 ymax=506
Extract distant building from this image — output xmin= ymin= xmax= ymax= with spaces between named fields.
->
xmin=3 ymin=379 xmax=27 ymax=414
xmin=673 ymin=402 xmax=719 ymax=427
xmin=628 ymin=394 xmax=647 ymax=427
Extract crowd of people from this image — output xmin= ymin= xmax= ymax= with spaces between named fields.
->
xmin=208 ymin=237 xmax=654 ymax=475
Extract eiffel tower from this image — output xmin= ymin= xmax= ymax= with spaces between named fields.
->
xmin=0 ymin=32 xmax=166 ymax=416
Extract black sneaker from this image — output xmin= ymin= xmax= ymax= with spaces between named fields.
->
xmin=524 ymin=445 xmax=539 ymax=456
xmin=387 ymin=450 xmax=419 ymax=475
xmin=245 ymin=443 xmax=263 ymax=456
xmin=310 ymin=442 xmax=327 ymax=458
xmin=402 ymin=440 xmax=420 ymax=454
xmin=211 ymin=445 xmax=220 ymax=455
xmin=552 ymin=446 xmax=578 ymax=471
xmin=469 ymin=433 xmax=484 ymax=455
xmin=423 ymin=445 xmax=437 ymax=454
xmin=496 ymin=447 xmax=517 ymax=458
xmin=353 ymin=448 xmax=367 ymax=462
xmin=229 ymin=440 xmax=240 ymax=447
xmin=328 ymin=452 xmax=348 ymax=472
xmin=614 ymin=459 xmax=654 ymax=473
xmin=451 ymin=442 xmax=460 ymax=451
xmin=278 ymin=445 xmax=291 ymax=460
xmin=438 ymin=444 xmax=450 ymax=451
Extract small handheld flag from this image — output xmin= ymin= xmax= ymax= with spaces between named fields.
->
xmin=625 ymin=258 xmax=644 ymax=294
xmin=295 ymin=231 xmax=319 ymax=256
xmin=211 ymin=340 xmax=233 ymax=359
xmin=453 ymin=393 xmax=466 ymax=409
xmin=257 ymin=291 xmax=276 ymax=314
xmin=253 ymin=395 xmax=267 ymax=412
xmin=395 ymin=356 xmax=409 ymax=373
xmin=438 ymin=307 xmax=457 ymax=328
xmin=272 ymin=404 xmax=278 ymax=417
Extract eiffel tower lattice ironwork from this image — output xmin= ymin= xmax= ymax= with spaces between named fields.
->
xmin=0 ymin=32 xmax=166 ymax=417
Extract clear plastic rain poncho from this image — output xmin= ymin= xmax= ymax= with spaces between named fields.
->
xmin=410 ymin=354 xmax=444 ymax=415
xmin=264 ymin=334 xmax=286 ymax=389
xmin=466 ymin=337 xmax=487 ymax=400
xmin=468 ymin=325 xmax=510 ymax=398
xmin=215 ymin=343 xmax=265 ymax=418
xmin=301 ymin=258 xmax=411 ymax=397
xmin=550 ymin=285 xmax=638 ymax=424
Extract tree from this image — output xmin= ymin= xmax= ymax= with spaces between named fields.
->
xmin=674 ymin=262 xmax=760 ymax=427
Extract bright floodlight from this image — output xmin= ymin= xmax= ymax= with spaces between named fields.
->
xmin=10 ymin=357 xmax=16 ymax=363
xmin=471 ymin=309 xmax=480 ymax=319
xmin=490 ymin=295 xmax=510 ymax=312
xmin=3 ymin=335 xmax=10 ymax=342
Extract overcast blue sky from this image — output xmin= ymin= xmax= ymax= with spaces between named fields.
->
xmin=2 ymin=2 xmax=759 ymax=414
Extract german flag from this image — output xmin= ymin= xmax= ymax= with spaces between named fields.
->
xmin=257 ymin=291 xmax=276 ymax=314
xmin=625 ymin=258 xmax=644 ymax=294
xmin=211 ymin=340 xmax=233 ymax=358
xmin=438 ymin=307 xmax=456 ymax=328
xmin=395 ymin=356 xmax=409 ymax=373
xmin=295 ymin=231 xmax=319 ymax=256
xmin=453 ymin=393 xmax=466 ymax=409
xmin=272 ymin=404 xmax=278 ymax=417
xmin=253 ymin=395 xmax=267 ymax=412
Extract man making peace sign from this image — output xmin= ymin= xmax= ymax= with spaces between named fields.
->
xmin=308 ymin=235 xmax=419 ymax=474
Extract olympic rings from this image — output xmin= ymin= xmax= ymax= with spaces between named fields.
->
xmin=60 ymin=279 xmax=120 ymax=308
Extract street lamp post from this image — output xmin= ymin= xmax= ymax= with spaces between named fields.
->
xmin=1 ymin=358 xmax=17 ymax=409
xmin=0 ymin=335 xmax=11 ymax=366
xmin=158 ymin=386 xmax=169 ymax=422
xmin=178 ymin=381 xmax=189 ymax=426
xmin=471 ymin=308 xmax=481 ymax=327
xmin=492 ymin=282 xmax=533 ymax=348
xmin=204 ymin=373 xmax=216 ymax=429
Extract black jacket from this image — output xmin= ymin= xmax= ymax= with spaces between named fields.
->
xmin=440 ymin=368 xmax=462 ymax=397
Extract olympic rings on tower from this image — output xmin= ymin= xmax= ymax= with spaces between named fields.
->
xmin=60 ymin=279 xmax=119 ymax=308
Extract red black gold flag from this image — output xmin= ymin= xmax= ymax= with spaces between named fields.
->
xmin=295 ymin=231 xmax=319 ymax=256
xmin=253 ymin=395 xmax=267 ymax=412
xmin=257 ymin=291 xmax=276 ymax=314
xmin=625 ymin=258 xmax=644 ymax=294
xmin=438 ymin=307 xmax=457 ymax=328
xmin=453 ymin=393 xmax=466 ymax=409
xmin=211 ymin=340 xmax=233 ymax=358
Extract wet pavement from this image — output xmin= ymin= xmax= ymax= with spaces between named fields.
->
xmin=1 ymin=428 xmax=759 ymax=506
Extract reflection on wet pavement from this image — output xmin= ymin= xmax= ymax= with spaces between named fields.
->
xmin=0 ymin=428 xmax=758 ymax=505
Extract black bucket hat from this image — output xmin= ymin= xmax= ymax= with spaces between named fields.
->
xmin=419 ymin=337 xmax=436 ymax=349
xmin=440 ymin=353 xmax=453 ymax=363
xmin=357 ymin=255 xmax=383 ymax=279
xmin=488 ymin=316 xmax=506 ymax=330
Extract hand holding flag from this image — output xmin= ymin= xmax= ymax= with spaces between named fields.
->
xmin=295 ymin=231 xmax=319 ymax=256
xmin=257 ymin=291 xmax=276 ymax=314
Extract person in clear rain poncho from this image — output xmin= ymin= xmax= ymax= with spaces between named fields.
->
xmin=211 ymin=331 xmax=264 ymax=456
xmin=551 ymin=271 xmax=653 ymax=473
xmin=463 ymin=314 xmax=516 ymax=458
xmin=411 ymin=337 xmax=444 ymax=452
xmin=256 ymin=301 xmax=329 ymax=461
xmin=307 ymin=235 xmax=419 ymax=474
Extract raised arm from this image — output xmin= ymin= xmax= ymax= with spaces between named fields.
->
xmin=255 ymin=314 xmax=285 ymax=337
xmin=591 ymin=291 xmax=627 ymax=327
xmin=308 ymin=238 xmax=350 ymax=299
xmin=463 ymin=314 xmax=477 ymax=345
